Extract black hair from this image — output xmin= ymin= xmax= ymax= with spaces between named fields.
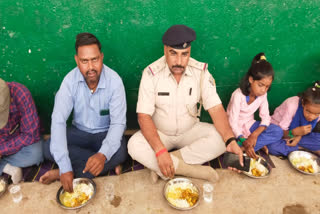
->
xmin=300 ymin=80 xmax=320 ymax=105
xmin=75 ymin=32 xmax=101 ymax=54
xmin=239 ymin=53 xmax=275 ymax=96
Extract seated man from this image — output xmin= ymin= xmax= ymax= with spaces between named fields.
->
xmin=40 ymin=33 xmax=128 ymax=192
xmin=0 ymin=78 xmax=43 ymax=184
xmin=128 ymin=25 xmax=243 ymax=183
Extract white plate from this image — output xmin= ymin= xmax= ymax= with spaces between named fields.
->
xmin=242 ymin=155 xmax=272 ymax=178
xmin=288 ymin=150 xmax=320 ymax=175
xmin=56 ymin=178 xmax=96 ymax=210
xmin=163 ymin=177 xmax=200 ymax=210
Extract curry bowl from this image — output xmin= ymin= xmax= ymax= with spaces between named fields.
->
xmin=288 ymin=150 xmax=320 ymax=175
xmin=56 ymin=178 xmax=96 ymax=209
xmin=242 ymin=155 xmax=272 ymax=178
xmin=163 ymin=177 xmax=200 ymax=210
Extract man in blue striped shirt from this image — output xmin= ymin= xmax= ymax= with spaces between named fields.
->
xmin=40 ymin=33 xmax=128 ymax=192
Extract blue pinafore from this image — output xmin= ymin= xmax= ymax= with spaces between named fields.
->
xmin=267 ymin=101 xmax=320 ymax=156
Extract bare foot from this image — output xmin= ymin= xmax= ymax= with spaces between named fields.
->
xmin=39 ymin=169 xmax=60 ymax=184
xmin=115 ymin=165 xmax=122 ymax=175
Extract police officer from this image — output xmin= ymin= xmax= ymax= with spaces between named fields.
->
xmin=128 ymin=25 xmax=243 ymax=183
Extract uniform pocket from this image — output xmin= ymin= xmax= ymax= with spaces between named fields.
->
xmin=185 ymin=86 xmax=199 ymax=115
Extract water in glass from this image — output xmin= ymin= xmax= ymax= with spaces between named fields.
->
xmin=203 ymin=183 xmax=213 ymax=202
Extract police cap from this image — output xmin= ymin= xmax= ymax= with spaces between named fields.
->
xmin=162 ymin=25 xmax=196 ymax=49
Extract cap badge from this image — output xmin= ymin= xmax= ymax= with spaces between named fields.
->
xmin=183 ymin=43 xmax=187 ymax=48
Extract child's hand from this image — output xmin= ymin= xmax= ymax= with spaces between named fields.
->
xmin=243 ymin=141 xmax=257 ymax=159
xmin=293 ymin=125 xmax=312 ymax=136
xmin=286 ymin=136 xmax=302 ymax=147
xmin=245 ymin=134 xmax=258 ymax=148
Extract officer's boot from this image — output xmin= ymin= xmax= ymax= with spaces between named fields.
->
xmin=170 ymin=150 xmax=219 ymax=183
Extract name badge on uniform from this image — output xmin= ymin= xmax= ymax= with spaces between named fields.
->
xmin=158 ymin=92 xmax=170 ymax=96
xmin=100 ymin=109 xmax=109 ymax=116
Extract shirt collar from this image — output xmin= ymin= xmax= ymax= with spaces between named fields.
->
xmin=75 ymin=65 xmax=106 ymax=89
xmin=164 ymin=63 xmax=193 ymax=77
xmin=184 ymin=66 xmax=192 ymax=76
xmin=75 ymin=67 xmax=85 ymax=82
xmin=164 ymin=64 xmax=171 ymax=77
xmin=97 ymin=66 xmax=106 ymax=89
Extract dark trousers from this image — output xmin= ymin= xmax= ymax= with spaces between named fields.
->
xmin=43 ymin=126 xmax=128 ymax=178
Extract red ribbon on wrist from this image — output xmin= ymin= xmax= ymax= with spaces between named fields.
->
xmin=156 ymin=148 xmax=168 ymax=157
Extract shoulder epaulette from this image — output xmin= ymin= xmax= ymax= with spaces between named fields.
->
xmin=188 ymin=57 xmax=208 ymax=71
xmin=145 ymin=56 xmax=166 ymax=76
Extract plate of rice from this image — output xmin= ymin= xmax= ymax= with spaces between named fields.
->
xmin=163 ymin=177 xmax=200 ymax=210
xmin=56 ymin=178 xmax=96 ymax=209
xmin=242 ymin=155 xmax=271 ymax=178
xmin=288 ymin=150 xmax=320 ymax=175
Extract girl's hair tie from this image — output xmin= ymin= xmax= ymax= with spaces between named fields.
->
xmin=260 ymin=55 xmax=267 ymax=61
xmin=313 ymin=82 xmax=320 ymax=91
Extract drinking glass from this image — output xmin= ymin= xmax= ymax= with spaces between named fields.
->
xmin=9 ymin=184 xmax=23 ymax=203
xmin=203 ymin=183 xmax=213 ymax=202
xmin=105 ymin=183 xmax=114 ymax=202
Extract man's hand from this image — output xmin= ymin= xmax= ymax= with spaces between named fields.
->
xmin=60 ymin=171 xmax=74 ymax=193
xmin=293 ymin=125 xmax=312 ymax=136
xmin=226 ymin=141 xmax=244 ymax=173
xmin=138 ymin=113 xmax=174 ymax=178
xmin=286 ymin=136 xmax=302 ymax=147
xmin=83 ymin=153 xmax=107 ymax=177
xmin=156 ymin=151 xmax=175 ymax=178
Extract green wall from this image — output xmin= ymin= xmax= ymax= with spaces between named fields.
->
xmin=1 ymin=1 xmax=320 ymax=132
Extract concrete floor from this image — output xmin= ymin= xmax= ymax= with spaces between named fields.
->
xmin=1 ymin=156 xmax=319 ymax=214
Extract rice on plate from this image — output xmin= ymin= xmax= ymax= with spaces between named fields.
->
xmin=164 ymin=178 xmax=200 ymax=210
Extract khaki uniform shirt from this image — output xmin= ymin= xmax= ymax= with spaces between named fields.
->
xmin=137 ymin=56 xmax=221 ymax=136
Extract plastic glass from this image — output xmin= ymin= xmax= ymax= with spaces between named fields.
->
xmin=203 ymin=183 xmax=213 ymax=202
xmin=9 ymin=184 xmax=23 ymax=203
xmin=105 ymin=183 xmax=114 ymax=202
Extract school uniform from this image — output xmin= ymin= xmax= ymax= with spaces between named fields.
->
xmin=227 ymin=88 xmax=283 ymax=151
xmin=267 ymin=96 xmax=320 ymax=156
